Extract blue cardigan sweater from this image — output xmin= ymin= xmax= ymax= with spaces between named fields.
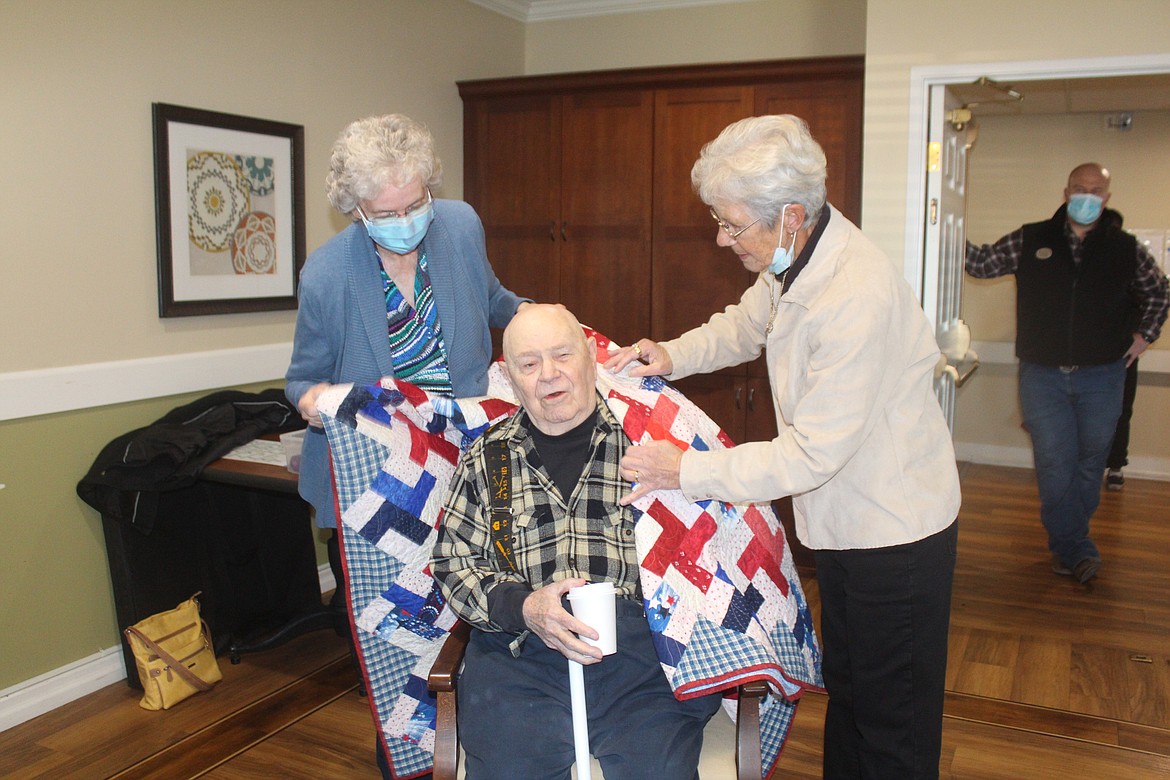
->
xmin=286 ymin=199 xmax=525 ymax=524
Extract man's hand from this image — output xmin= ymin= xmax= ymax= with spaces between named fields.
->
xmin=618 ymin=440 xmax=684 ymax=506
xmin=521 ymin=578 xmax=604 ymax=664
xmin=1124 ymin=333 xmax=1150 ymax=367
xmin=297 ymin=382 xmax=332 ymax=428
xmin=603 ymin=339 xmax=673 ymax=378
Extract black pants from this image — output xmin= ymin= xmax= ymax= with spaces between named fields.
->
xmin=457 ymin=599 xmax=721 ymax=780
xmin=1106 ymin=358 xmax=1139 ymax=470
xmin=814 ymin=521 xmax=958 ymax=780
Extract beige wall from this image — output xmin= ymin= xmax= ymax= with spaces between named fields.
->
xmin=524 ymin=0 xmax=866 ymax=73
xmin=1 ymin=0 xmax=522 ymax=373
xmin=0 ymin=0 xmax=523 ymax=691
xmin=861 ymin=0 xmax=1170 ymax=273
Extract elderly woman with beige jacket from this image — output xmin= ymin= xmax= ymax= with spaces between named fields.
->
xmin=606 ymin=115 xmax=960 ymax=780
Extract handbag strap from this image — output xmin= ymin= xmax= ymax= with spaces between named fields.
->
xmin=125 ymin=621 xmax=215 ymax=692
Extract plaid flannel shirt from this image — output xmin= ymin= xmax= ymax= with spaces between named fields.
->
xmin=967 ymin=220 xmax=1169 ymax=344
xmin=432 ymin=396 xmax=639 ymax=633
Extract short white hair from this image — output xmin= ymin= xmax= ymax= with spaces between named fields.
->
xmin=325 ymin=114 xmax=443 ymax=214
xmin=691 ymin=115 xmax=827 ymax=230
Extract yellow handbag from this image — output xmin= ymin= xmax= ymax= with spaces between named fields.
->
xmin=123 ymin=593 xmax=223 ymax=710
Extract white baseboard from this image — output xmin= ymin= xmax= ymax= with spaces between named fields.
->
xmin=955 ymin=442 xmax=1170 ymax=481
xmin=0 ymin=647 xmax=127 ymax=733
xmin=0 ymin=564 xmax=335 ymax=733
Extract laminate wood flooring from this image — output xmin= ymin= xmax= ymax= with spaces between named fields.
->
xmin=3 ymin=464 xmax=1167 ymax=778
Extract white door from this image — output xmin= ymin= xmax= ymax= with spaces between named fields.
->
xmin=922 ymin=84 xmax=979 ymax=429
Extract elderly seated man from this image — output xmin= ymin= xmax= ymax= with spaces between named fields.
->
xmin=431 ymin=303 xmax=722 ymax=780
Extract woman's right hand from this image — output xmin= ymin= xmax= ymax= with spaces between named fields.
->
xmin=297 ymin=382 xmax=332 ymax=428
xmin=603 ymin=338 xmax=672 ymax=378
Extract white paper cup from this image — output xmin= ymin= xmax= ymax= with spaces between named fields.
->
xmin=567 ymin=582 xmax=618 ymax=656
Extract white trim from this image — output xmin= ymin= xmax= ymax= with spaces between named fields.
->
xmin=0 ymin=647 xmax=126 ymax=732
xmin=467 ymin=0 xmax=752 ymax=22
xmin=955 ymin=442 xmax=1035 ymax=470
xmin=0 ymin=343 xmax=293 ymax=422
xmin=903 ymin=53 xmax=1170 ymax=295
xmin=0 ymin=564 xmax=334 ymax=731
xmin=956 ymin=441 xmax=1170 ymax=482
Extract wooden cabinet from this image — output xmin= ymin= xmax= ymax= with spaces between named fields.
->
xmin=464 ymin=90 xmax=653 ymax=350
xmin=460 ymin=57 xmax=863 ymax=572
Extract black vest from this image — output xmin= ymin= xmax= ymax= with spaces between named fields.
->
xmin=1016 ymin=205 xmax=1137 ymax=366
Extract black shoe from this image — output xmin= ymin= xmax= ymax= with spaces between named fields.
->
xmin=1051 ymin=556 xmax=1072 ymax=576
xmin=1073 ymin=557 xmax=1102 ymax=583
xmin=1106 ymin=469 xmax=1124 ymax=491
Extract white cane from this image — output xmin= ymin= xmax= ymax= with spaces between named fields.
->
xmin=565 ymin=582 xmax=618 ymax=780
xmin=568 ymin=659 xmax=592 ymax=780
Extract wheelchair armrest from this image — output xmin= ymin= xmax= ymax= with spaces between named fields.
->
xmin=735 ymin=680 xmax=769 ymax=780
xmin=428 ymin=620 xmax=471 ymax=780
xmin=428 ymin=620 xmax=471 ymax=693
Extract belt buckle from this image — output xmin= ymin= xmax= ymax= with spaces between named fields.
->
xmin=1059 ymin=365 xmax=1079 ymax=373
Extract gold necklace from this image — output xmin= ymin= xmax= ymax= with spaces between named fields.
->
xmin=765 ymin=269 xmax=789 ymax=335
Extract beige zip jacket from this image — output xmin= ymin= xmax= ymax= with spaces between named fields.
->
xmin=665 ymin=205 xmax=960 ymax=550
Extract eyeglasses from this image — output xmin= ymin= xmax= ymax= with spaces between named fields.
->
xmin=359 ymin=189 xmax=432 ymax=221
xmin=710 ymin=208 xmax=760 ymax=241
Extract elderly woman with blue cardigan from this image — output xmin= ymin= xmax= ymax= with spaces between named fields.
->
xmin=287 ymin=114 xmax=527 ymax=527
xmin=286 ymin=114 xmax=525 ymax=780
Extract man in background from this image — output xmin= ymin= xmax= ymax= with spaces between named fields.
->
xmin=966 ymin=162 xmax=1168 ymax=583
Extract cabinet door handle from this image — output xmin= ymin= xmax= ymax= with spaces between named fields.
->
xmin=747 ymin=387 xmax=755 ymax=411
xmin=549 ymin=222 xmax=556 ymax=241
xmin=561 ymin=221 xmax=568 ymax=241
xmin=735 ymin=386 xmax=742 ymax=410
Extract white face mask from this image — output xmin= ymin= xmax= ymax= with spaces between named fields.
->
xmin=769 ymin=204 xmax=794 ymax=276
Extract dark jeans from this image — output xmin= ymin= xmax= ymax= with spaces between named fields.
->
xmin=815 ymin=521 xmax=958 ymax=780
xmin=1018 ymin=359 xmax=1125 ymax=567
xmin=1106 ymin=358 xmax=1139 ymax=470
xmin=457 ymin=599 xmax=721 ymax=780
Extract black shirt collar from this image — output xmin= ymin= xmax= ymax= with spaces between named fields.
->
xmin=780 ymin=206 xmax=831 ymax=294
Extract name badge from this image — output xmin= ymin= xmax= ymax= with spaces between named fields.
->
xmin=1035 ymin=247 xmax=1053 ymax=260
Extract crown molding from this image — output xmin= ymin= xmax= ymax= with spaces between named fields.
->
xmin=466 ymin=0 xmax=750 ymax=23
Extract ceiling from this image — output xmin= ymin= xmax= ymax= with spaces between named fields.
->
xmin=467 ymin=0 xmax=747 ymax=22
xmin=467 ymin=2 xmax=1170 ymax=119
xmin=949 ymin=73 xmax=1170 ymax=118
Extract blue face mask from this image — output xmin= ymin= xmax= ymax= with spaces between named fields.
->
xmin=357 ymin=195 xmax=434 ymax=254
xmin=1067 ymin=193 xmax=1104 ymax=225
xmin=769 ymin=204 xmax=794 ymax=276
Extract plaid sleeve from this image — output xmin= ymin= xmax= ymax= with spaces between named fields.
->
xmin=966 ymin=228 xmax=1023 ymax=278
xmin=1132 ymin=242 xmax=1170 ymax=343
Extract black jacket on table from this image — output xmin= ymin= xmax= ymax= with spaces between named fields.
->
xmin=1017 ymin=205 xmax=1138 ymax=367
xmin=77 ymin=388 xmax=303 ymax=533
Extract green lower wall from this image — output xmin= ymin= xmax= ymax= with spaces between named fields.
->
xmin=0 ymin=382 xmax=329 ymax=690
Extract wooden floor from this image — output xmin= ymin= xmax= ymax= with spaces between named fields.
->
xmin=3 ymin=463 xmax=1168 ymax=778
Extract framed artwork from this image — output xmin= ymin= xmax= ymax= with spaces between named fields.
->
xmin=152 ymin=102 xmax=306 ymax=317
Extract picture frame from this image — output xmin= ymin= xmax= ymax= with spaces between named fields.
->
xmin=152 ymin=103 xmax=306 ymax=317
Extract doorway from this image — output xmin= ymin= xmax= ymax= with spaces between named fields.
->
xmin=909 ymin=54 xmax=1170 ymax=459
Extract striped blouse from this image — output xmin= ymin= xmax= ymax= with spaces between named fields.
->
xmin=379 ymin=252 xmax=454 ymax=395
